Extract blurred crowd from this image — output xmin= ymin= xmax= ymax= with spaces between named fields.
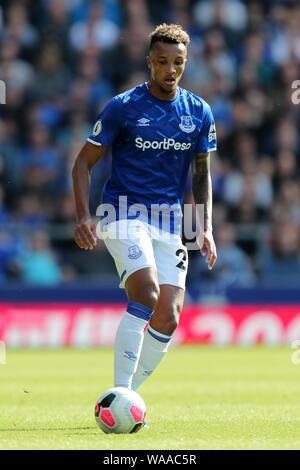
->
xmin=0 ymin=0 xmax=300 ymax=290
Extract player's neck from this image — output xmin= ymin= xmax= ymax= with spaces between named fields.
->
xmin=147 ymin=80 xmax=178 ymax=101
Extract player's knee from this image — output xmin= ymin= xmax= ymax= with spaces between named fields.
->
xmin=142 ymin=281 xmax=160 ymax=309
xmin=164 ymin=303 xmax=181 ymax=333
xmin=168 ymin=315 xmax=179 ymax=333
xmin=130 ymin=281 xmax=160 ymax=310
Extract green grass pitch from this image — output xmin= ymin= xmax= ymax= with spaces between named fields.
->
xmin=0 ymin=345 xmax=299 ymax=450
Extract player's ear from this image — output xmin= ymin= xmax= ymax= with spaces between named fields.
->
xmin=146 ymin=55 xmax=151 ymax=69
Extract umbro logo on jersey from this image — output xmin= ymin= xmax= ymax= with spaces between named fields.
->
xmin=137 ymin=118 xmax=150 ymax=126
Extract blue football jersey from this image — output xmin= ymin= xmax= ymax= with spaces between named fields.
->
xmin=87 ymin=82 xmax=217 ymax=233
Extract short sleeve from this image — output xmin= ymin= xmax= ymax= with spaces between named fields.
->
xmin=195 ymin=102 xmax=217 ymax=153
xmin=87 ymin=96 xmax=123 ymax=147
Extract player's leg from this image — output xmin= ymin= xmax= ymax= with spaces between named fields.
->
xmin=103 ymin=220 xmax=159 ymax=389
xmin=149 ymin=284 xmax=184 ymax=334
xmin=132 ymin=233 xmax=187 ymax=391
xmin=132 ymin=284 xmax=184 ymax=391
xmin=113 ymin=267 xmax=159 ymax=389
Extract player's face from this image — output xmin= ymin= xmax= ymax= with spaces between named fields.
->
xmin=147 ymin=42 xmax=187 ymax=97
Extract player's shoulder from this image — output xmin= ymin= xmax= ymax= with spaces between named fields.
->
xmin=113 ymin=83 xmax=147 ymax=106
xmin=179 ymin=87 xmax=213 ymax=116
xmin=98 ymin=83 xmax=147 ymax=122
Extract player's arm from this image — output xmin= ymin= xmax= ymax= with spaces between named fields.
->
xmin=72 ymin=141 xmax=108 ymax=250
xmin=192 ymin=151 xmax=217 ymax=270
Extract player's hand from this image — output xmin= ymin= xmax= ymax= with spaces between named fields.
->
xmin=197 ymin=231 xmax=217 ymax=270
xmin=74 ymin=218 xmax=97 ymax=250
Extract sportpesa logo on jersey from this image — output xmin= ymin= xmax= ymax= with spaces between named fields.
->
xmin=135 ymin=137 xmax=192 ymax=152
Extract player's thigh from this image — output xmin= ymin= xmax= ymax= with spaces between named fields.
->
xmin=102 ymin=219 xmax=158 ymax=290
xmin=152 ymin=234 xmax=188 ymax=290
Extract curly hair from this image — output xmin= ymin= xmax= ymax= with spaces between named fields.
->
xmin=149 ymin=23 xmax=190 ymax=49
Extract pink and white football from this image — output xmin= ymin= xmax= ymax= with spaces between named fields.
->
xmin=95 ymin=387 xmax=146 ymax=434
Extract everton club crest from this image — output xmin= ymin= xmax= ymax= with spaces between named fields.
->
xmin=128 ymin=245 xmax=143 ymax=260
xmin=179 ymin=116 xmax=196 ymax=133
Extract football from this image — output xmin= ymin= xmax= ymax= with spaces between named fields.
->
xmin=94 ymin=387 xmax=146 ymax=434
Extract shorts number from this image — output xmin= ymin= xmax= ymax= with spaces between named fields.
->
xmin=176 ymin=249 xmax=187 ymax=271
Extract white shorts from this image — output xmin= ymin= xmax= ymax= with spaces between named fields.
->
xmin=101 ymin=219 xmax=188 ymax=290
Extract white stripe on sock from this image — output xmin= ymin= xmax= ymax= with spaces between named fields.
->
xmin=147 ymin=325 xmax=172 ymax=341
